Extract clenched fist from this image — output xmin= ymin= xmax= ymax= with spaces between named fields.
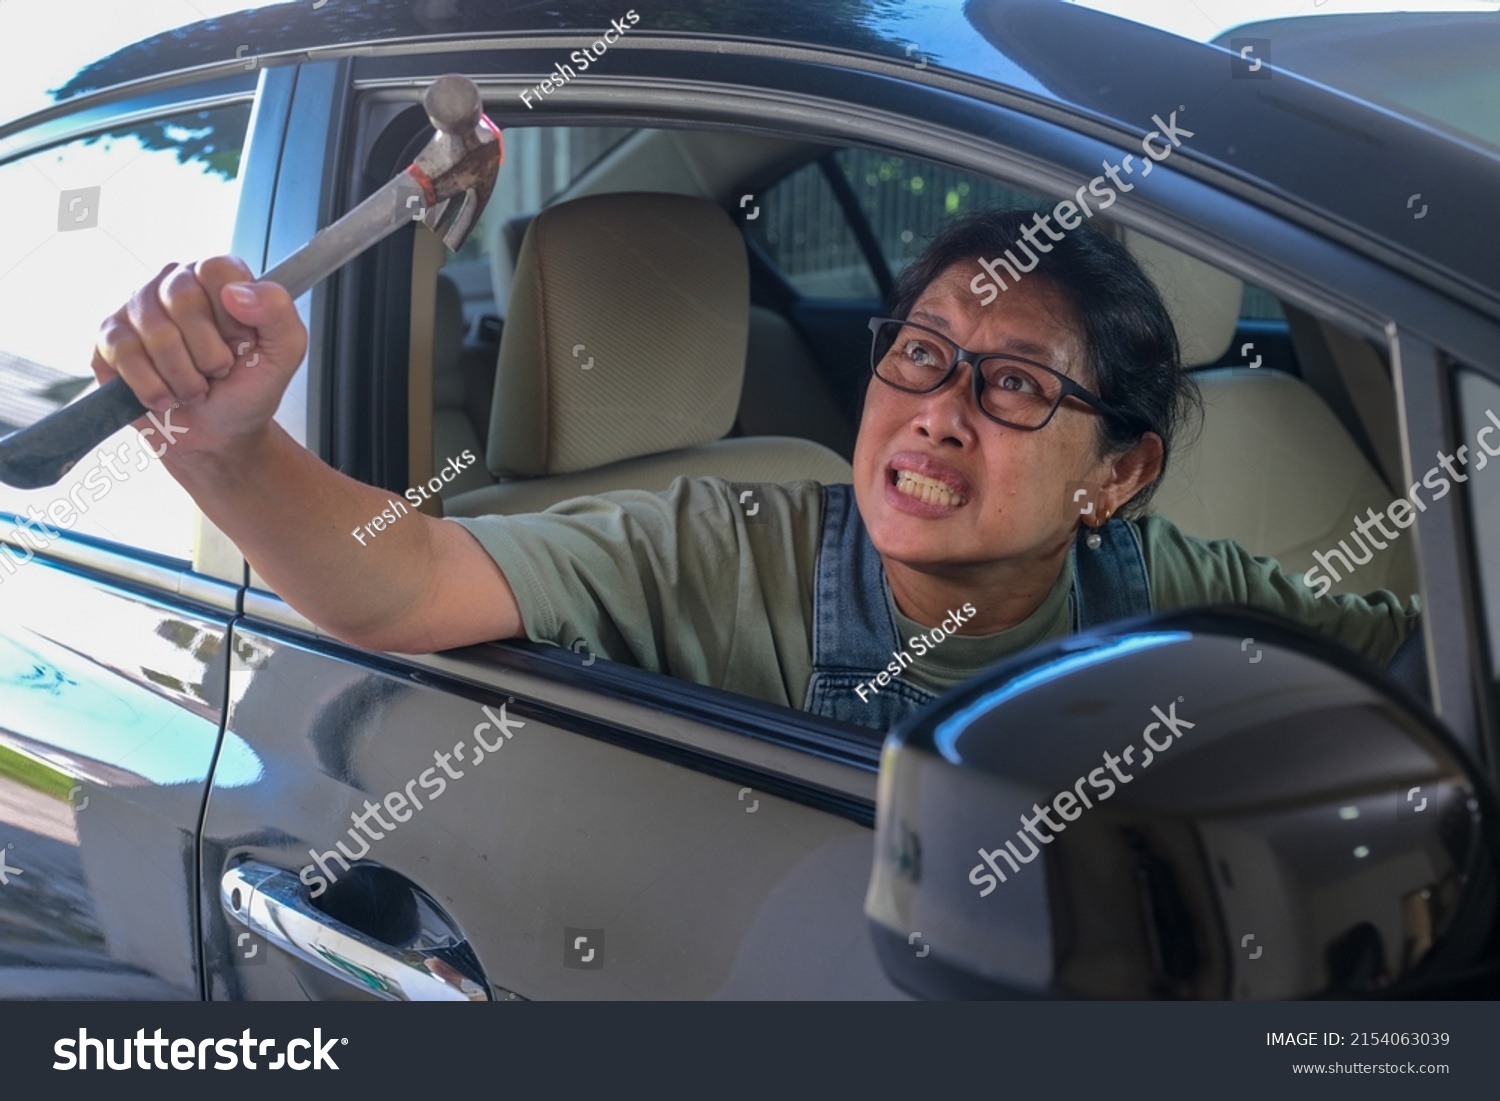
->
xmin=91 ymin=256 xmax=307 ymax=461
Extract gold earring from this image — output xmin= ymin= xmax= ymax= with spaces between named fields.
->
xmin=1086 ymin=508 xmax=1113 ymax=550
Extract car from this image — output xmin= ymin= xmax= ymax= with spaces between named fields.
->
xmin=0 ymin=0 xmax=1498 ymax=1002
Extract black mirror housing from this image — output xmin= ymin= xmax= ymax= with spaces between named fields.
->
xmin=866 ymin=608 xmax=1500 ymax=999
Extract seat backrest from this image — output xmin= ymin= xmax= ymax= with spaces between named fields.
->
xmin=447 ymin=192 xmax=850 ymax=517
xmin=1121 ymin=230 xmax=1415 ymax=597
xmin=738 ymin=305 xmax=856 ymax=459
xmin=1152 ymin=369 xmax=1417 ymax=597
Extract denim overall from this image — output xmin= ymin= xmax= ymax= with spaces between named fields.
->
xmin=801 ymin=484 xmax=1152 ymax=729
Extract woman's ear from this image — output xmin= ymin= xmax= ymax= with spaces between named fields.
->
xmin=1105 ymin=431 xmax=1164 ymax=511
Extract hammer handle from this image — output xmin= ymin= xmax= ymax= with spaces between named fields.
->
xmin=0 ymin=176 xmax=422 ymax=490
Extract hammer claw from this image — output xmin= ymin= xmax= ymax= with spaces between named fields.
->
xmin=440 ymin=189 xmax=481 ymax=252
xmin=420 ymin=197 xmax=452 ymax=235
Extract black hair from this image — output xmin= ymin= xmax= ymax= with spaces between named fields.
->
xmin=887 ymin=208 xmax=1200 ymax=517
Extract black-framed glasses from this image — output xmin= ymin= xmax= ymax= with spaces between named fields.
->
xmin=868 ymin=316 xmax=1128 ymax=431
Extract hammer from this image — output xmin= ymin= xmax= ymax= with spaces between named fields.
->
xmin=0 ymin=74 xmax=502 ymax=490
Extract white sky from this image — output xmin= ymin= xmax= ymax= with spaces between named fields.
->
xmin=1069 ymin=0 xmax=1499 ymax=39
xmin=0 ymin=0 xmax=285 ymax=128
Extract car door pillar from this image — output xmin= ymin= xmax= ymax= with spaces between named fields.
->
xmin=1390 ymin=327 xmax=1492 ymax=751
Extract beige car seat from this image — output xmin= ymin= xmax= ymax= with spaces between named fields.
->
xmin=446 ymin=192 xmax=852 ymax=517
xmin=1126 ymin=229 xmax=1417 ymax=598
xmin=430 ymin=275 xmax=497 ymax=498
xmin=738 ymin=306 xmax=858 ymax=459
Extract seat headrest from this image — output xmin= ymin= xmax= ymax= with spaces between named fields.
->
xmin=486 ymin=192 xmax=750 ymax=478
xmin=1121 ymin=228 xmax=1243 ymax=367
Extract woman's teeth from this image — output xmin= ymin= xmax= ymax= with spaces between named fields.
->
xmin=894 ymin=470 xmax=964 ymax=507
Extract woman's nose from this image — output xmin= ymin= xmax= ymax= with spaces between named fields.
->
xmin=914 ymin=360 xmax=981 ymax=440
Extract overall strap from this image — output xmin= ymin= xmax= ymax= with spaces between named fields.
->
xmin=1070 ymin=516 xmax=1153 ymax=630
xmin=803 ymin=485 xmax=937 ymax=728
xmin=807 ymin=484 xmax=905 ymax=674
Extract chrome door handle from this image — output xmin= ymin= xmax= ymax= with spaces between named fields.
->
xmin=221 ymin=863 xmax=492 ymax=1001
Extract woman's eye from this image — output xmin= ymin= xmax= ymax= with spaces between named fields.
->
xmin=903 ymin=340 xmax=941 ymax=368
xmin=992 ymin=368 xmax=1041 ymax=395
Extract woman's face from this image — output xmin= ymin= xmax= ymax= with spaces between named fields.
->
xmin=853 ymin=261 xmax=1128 ymax=573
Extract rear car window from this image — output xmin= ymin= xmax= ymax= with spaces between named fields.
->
xmin=744 ymin=150 xmax=1041 ymax=300
xmin=0 ymin=102 xmax=251 ymax=562
xmin=832 ymin=148 xmax=1040 ymax=278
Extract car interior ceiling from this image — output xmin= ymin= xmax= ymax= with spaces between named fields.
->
xmin=419 ymin=122 xmax=1415 ymax=600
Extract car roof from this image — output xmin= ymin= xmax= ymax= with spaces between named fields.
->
xmin=1212 ymin=11 xmax=1500 ymax=155
xmin=12 ymin=0 xmax=1500 ymax=315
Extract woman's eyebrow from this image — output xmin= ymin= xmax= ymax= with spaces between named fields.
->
xmin=909 ymin=308 xmax=952 ymax=332
xmin=910 ymin=309 xmax=1060 ymax=365
xmin=990 ymin=338 xmax=1058 ymax=364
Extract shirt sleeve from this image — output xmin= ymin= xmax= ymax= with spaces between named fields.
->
xmin=444 ymin=477 xmax=824 ymax=707
xmin=1136 ymin=514 xmax=1421 ymax=669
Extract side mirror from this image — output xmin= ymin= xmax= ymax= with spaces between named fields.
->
xmin=866 ymin=608 xmax=1500 ymax=999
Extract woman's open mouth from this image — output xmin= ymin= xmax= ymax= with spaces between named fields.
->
xmin=884 ymin=456 xmax=970 ymax=516
xmin=892 ymin=469 xmax=966 ymax=507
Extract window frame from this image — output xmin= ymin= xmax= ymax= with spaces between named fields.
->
xmin=817 ymin=151 xmax=895 ymax=300
xmin=230 ymin=46 xmax=1500 ymax=790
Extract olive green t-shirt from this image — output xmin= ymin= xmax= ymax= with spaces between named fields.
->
xmin=450 ymin=476 xmax=1419 ymax=710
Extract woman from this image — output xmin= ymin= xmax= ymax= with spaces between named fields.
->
xmin=93 ymin=210 xmax=1417 ymax=730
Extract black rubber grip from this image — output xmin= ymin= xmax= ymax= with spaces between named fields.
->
xmin=0 ymin=377 xmax=150 ymax=489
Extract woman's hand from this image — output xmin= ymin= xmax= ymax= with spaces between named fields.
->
xmin=90 ymin=255 xmax=306 ymax=462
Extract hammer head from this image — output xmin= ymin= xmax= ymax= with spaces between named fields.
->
xmin=408 ymin=74 xmax=504 ymax=251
